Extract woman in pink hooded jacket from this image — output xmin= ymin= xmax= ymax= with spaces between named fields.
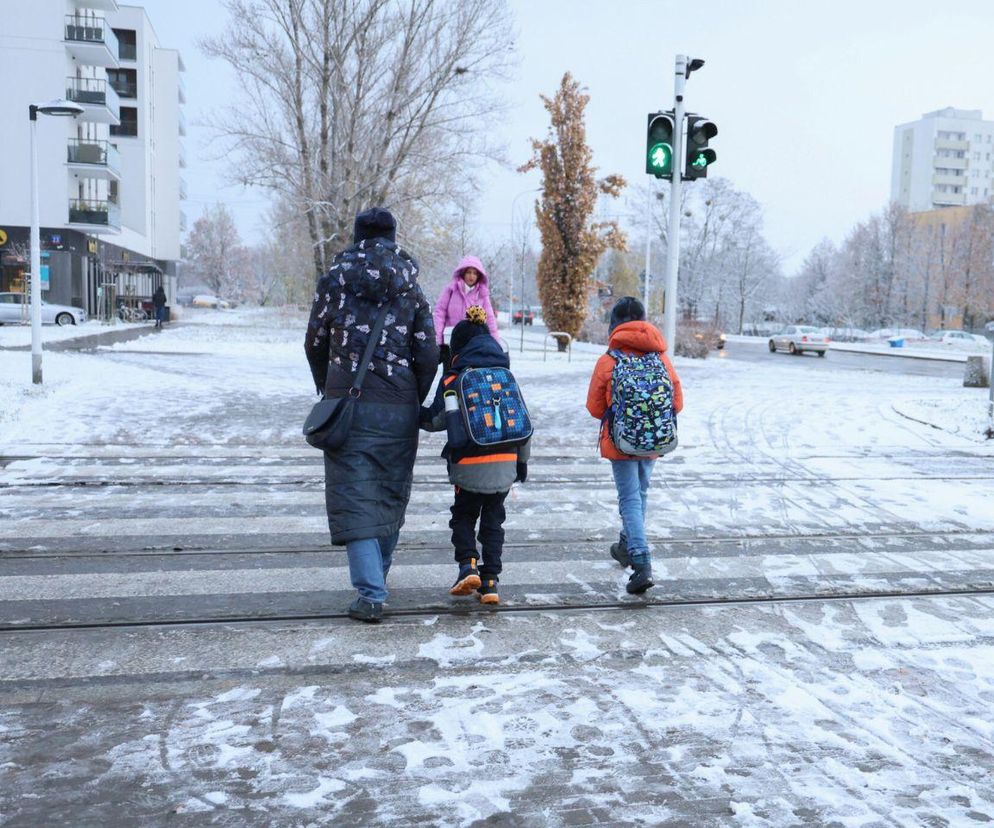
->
xmin=433 ymin=255 xmax=500 ymax=345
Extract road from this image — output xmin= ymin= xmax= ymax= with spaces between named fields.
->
xmin=722 ymin=336 xmax=967 ymax=378
xmin=2 ymin=314 xmax=993 ymax=825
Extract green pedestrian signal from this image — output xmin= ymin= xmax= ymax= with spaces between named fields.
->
xmin=649 ymin=142 xmax=672 ymax=173
xmin=684 ymin=115 xmax=717 ymax=180
xmin=645 ymin=112 xmax=674 ymax=179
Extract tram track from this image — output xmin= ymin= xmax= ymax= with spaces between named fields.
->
xmin=3 ymin=526 xmax=992 ymax=559
xmin=4 ymin=583 xmax=994 ymax=634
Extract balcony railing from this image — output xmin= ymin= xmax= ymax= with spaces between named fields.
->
xmin=110 ymin=117 xmax=138 ymax=137
xmin=179 ymin=177 xmax=188 ymax=200
xmin=178 ymin=108 xmax=187 ymax=136
xmin=69 ymin=198 xmax=121 ymax=228
xmin=65 ymin=15 xmax=120 ymax=55
xmin=67 ymin=139 xmax=120 ymax=174
xmin=65 ymin=76 xmax=121 ymax=119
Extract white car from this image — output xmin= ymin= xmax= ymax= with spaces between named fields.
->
xmin=867 ymin=327 xmax=926 ymax=341
xmin=768 ymin=325 xmax=830 ymax=356
xmin=935 ymin=330 xmax=989 ymax=349
xmin=0 ymin=292 xmax=86 ymax=326
xmin=191 ymin=294 xmax=231 ymax=309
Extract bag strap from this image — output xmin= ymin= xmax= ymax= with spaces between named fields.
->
xmin=349 ymin=305 xmax=390 ymax=396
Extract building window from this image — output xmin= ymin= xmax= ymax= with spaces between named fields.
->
xmin=973 ymin=152 xmax=981 ymax=160
xmin=113 ymin=28 xmax=136 ymax=61
xmin=971 ymin=187 xmax=978 ymax=195
xmin=111 ymin=105 xmax=138 ymax=137
xmin=107 ymin=68 xmax=137 ymax=98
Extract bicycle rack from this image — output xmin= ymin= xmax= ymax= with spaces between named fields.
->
xmin=544 ymin=331 xmax=573 ymax=362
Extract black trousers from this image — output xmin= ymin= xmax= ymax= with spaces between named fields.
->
xmin=449 ymin=488 xmax=508 ymax=578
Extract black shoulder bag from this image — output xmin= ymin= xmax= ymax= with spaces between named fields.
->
xmin=302 ymin=306 xmax=389 ymax=451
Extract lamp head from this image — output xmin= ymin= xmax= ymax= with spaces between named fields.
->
xmin=31 ymin=99 xmax=85 ymax=119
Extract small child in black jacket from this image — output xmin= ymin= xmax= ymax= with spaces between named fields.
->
xmin=420 ymin=307 xmax=530 ymax=604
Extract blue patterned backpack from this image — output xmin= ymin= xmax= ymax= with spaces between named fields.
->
xmin=607 ymin=350 xmax=677 ymax=456
xmin=456 ymin=366 xmax=533 ymax=449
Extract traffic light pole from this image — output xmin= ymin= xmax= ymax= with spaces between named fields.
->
xmin=643 ymin=184 xmax=652 ymax=310
xmin=662 ymin=55 xmax=687 ymax=351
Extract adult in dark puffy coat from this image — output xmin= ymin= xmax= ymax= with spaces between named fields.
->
xmin=305 ymin=207 xmax=438 ymax=623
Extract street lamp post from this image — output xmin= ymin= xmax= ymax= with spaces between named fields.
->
xmin=28 ymin=99 xmax=84 ymax=384
xmin=510 ymin=187 xmax=541 ymax=354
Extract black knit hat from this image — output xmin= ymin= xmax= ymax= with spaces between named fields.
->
xmin=609 ymin=296 xmax=645 ymax=332
xmin=353 ymin=207 xmax=396 ymax=244
xmin=450 ymin=306 xmax=490 ymax=354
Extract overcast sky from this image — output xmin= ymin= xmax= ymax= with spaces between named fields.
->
xmin=143 ymin=0 xmax=994 ymax=274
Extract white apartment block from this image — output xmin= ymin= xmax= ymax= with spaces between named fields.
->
xmin=891 ymin=107 xmax=994 ymax=213
xmin=0 ymin=0 xmax=185 ymax=315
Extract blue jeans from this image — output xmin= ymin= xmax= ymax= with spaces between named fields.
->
xmin=345 ymin=531 xmax=399 ymax=603
xmin=610 ymin=459 xmax=655 ymax=566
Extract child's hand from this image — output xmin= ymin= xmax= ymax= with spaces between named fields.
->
xmin=515 ymin=462 xmax=527 ymax=483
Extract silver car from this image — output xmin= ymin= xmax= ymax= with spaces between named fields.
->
xmin=769 ymin=324 xmax=829 ymax=357
xmin=0 ymin=292 xmax=86 ymax=326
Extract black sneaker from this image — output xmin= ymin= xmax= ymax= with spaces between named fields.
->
xmin=449 ymin=557 xmax=482 ymax=595
xmin=347 ymin=597 xmax=383 ymax=623
xmin=476 ymin=578 xmax=500 ymax=605
xmin=610 ymin=537 xmax=630 ymax=568
xmin=626 ymin=563 xmax=654 ymax=595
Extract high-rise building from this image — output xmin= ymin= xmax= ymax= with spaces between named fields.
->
xmin=891 ymin=107 xmax=994 ymax=213
xmin=0 ymin=1 xmax=185 ymax=318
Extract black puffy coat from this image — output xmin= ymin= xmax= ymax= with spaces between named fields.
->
xmin=305 ymin=239 xmax=439 ymax=544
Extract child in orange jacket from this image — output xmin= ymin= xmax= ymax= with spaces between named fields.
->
xmin=586 ymin=297 xmax=683 ymax=593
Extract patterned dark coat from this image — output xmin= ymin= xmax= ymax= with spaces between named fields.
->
xmin=305 ymin=239 xmax=439 ymax=544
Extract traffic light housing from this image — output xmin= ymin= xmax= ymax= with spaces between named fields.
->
xmin=684 ymin=115 xmax=717 ymax=180
xmin=645 ymin=111 xmax=674 ymax=179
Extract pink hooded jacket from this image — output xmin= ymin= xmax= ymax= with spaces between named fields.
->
xmin=433 ymin=255 xmax=499 ymax=344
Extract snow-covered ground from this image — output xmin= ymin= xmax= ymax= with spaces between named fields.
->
xmin=3 ymin=307 xmax=994 ymax=825
xmin=0 ymin=317 xmax=149 ymax=348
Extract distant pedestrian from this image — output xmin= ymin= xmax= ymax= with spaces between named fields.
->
xmin=586 ymin=297 xmax=683 ymax=594
xmin=420 ymin=306 xmax=530 ymax=605
xmin=305 ymin=207 xmax=439 ymax=623
xmin=152 ymin=285 xmax=167 ymax=328
xmin=434 ymin=255 xmax=499 ymax=367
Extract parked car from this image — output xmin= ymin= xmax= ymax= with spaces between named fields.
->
xmin=768 ymin=325 xmax=830 ymax=356
xmin=0 ymin=292 xmax=86 ymax=326
xmin=932 ymin=330 xmax=990 ymax=349
xmin=512 ymin=307 xmax=535 ymax=325
xmin=191 ymin=294 xmax=231 ymax=309
xmin=819 ymin=326 xmax=870 ymax=342
xmin=867 ymin=327 xmax=926 ymax=341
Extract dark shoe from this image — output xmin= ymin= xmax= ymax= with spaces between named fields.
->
xmin=347 ymin=597 xmax=383 ymax=623
xmin=476 ymin=578 xmax=500 ymax=605
xmin=610 ymin=537 xmax=630 ymax=568
xmin=449 ymin=557 xmax=482 ymax=596
xmin=626 ymin=563 xmax=654 ymax=595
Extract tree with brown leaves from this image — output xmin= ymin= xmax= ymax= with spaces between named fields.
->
xmin=520 ymin=73 xmax=626 ymax=346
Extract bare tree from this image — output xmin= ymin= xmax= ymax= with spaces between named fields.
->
xmin=185 ymin=204 xmax=244 ymax=299
xmin=202 ymin=0 xmax=514 ymax=279
xmin=520 ymin=73 xmax=626 ymax=347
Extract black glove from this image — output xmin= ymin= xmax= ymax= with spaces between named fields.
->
xmin=438 ymin=343 xmax=451 ymax=367
xmin=515 ymin=462 xmax=527 ymax=483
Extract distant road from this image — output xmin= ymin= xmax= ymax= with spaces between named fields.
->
xmin=722 ymin=337 xmax=966 ymax=379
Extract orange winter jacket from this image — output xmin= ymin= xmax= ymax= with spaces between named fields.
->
xmin=585 ymin=321 xmax=684 ymax=460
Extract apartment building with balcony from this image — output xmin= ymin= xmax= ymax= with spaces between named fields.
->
xmin=891 ymin=108 xmax=994 ymax=213
xmin=0 ymin=0 xmax=185 ymax=315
